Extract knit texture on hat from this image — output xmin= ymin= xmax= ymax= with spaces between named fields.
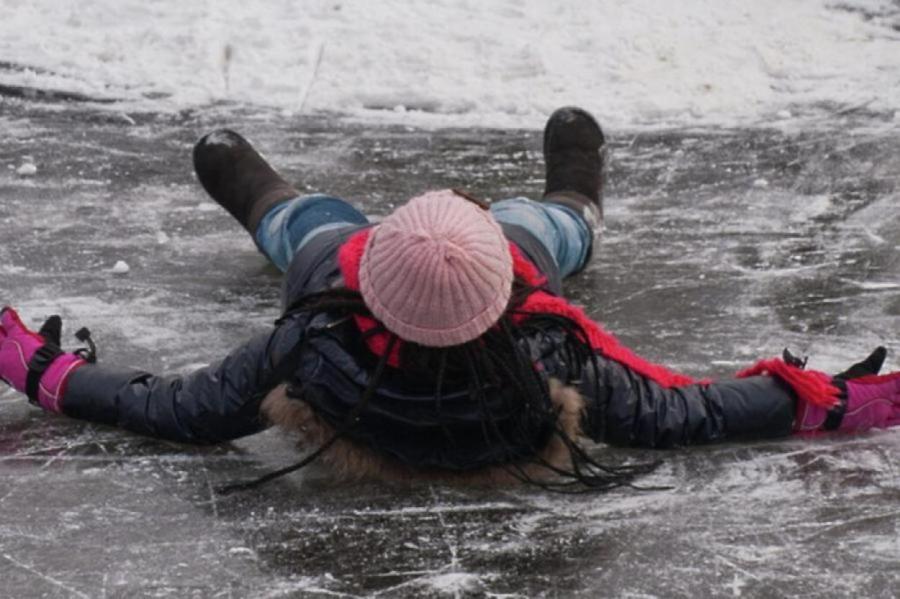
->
xmin=358 ymin=190 xmax=514 ymax=347
xmin=345 ymin=225 xmax=841 ymax=408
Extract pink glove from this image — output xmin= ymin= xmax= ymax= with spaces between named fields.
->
xmin=796 ymin=367 xmax=900 ymax=434
xmin=0 ymin=307 xmax=91 ymax=413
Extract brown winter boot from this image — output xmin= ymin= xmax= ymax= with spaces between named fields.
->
xmin=541 ymin=107 xmax=606 ymax=231
xmin=192 ymin=129 xmax=299 ymax=236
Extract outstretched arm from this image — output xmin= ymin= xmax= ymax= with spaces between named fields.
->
xmin=63 ymin=328 xmax=295 ymax=444
xmin=0 ymin=307 xmax=305 ymax=445
xmin=578 ymin=355 xmax=796 ymax=447
xmin=518 ymin=287 xmax=898 ymax=447
xmin=577 ymin=347 xmax=898 ymax=448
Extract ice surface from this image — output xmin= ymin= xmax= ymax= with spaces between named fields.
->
xmin=0 ymin=0 xmax=899 ymax=129
xmin=0 ymin=5 xmax=899 ymax=592
xmin=0 ymin=98 xmax=898 ymax=597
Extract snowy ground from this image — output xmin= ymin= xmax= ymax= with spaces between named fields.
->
xmin=1 ymin=1 xmax=900 ymax=597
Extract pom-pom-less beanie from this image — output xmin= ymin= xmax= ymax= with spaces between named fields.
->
xmin=358 ymin=190 xmax=514 ymax=347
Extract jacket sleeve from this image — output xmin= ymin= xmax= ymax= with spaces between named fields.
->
xmin=61 ymin=319 xmax=305 ymax=444
xmin=577 ymin=354 xmax=797 ymax=447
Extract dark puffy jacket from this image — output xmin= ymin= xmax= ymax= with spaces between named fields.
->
xmin=63 ymin=224 xmax=796 ymax=454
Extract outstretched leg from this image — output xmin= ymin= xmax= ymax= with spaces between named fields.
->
xmin=193 ymin=130 xmax=368 ymax=271
xmin=542 ymin=106 xmax=605 ymax=229
xmin=491 ymin=107 xmax=606 ymax=278
xmin=193 ymin=129 xmax=298 ymax=238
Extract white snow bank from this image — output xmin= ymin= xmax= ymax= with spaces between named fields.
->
xmin=1 ymin=0 xmax=898 ymax=129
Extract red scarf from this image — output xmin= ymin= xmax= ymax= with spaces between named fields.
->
xmin=337 ymin=230 xmax=839 ymax=408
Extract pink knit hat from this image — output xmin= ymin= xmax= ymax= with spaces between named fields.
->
xmin=359 ymin=189 xmax=514 ymax=347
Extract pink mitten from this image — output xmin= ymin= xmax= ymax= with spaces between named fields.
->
xmin=0 ymin=307 xmax=90 ymax=413
xmin=796 ymin=372 xmax=900 ymax=433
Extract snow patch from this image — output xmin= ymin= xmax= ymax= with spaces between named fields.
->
xmin=16 ymin=163 xmax=37 ymax=176
xmin=203 ymin=130 xmax=239 ymax=147
xmin=0 ymin=0 xmax=898 ymax=129
xmin=788 ymin=194 xmax=832 ymax=223
xmin=110 ymin=260 xmax=130 ymax=274
xmin=423 ymin=572 xmax=482 ymax=595
xmin=862 ymin=228 xmax=887 ymax=245
xmin=840 ymin=279 xmax=900 ymax=291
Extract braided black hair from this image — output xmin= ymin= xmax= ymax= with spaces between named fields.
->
xmin=218 ymin=280 xmax=661 ymax=494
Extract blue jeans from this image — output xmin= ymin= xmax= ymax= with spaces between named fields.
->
xmin=255 ymin=194 xmax=593 ymax=276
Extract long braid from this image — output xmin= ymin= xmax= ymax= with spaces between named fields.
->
xmin=217 ymin=332 xmax=398 ymax=494
xmin=220 ymin=279 xmax=662 ymax=493
xmin=497 ymin=312 xmax=662 ymax=491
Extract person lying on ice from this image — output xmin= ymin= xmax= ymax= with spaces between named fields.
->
xmin=1 ymin=108 xmax=898 ymax=492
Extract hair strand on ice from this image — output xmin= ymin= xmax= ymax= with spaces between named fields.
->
xmin=217 ymin=281 xmax=663 ymax=494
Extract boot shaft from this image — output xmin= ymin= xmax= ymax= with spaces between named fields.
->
xmin=542 ymin=107 xmax=605 ymax=230
xmin=193 ymin=130 xmax=298 ymax=236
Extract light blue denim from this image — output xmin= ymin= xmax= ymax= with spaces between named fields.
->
xmin=255 ymin=194 xmax=369 ymax=272
xmin=255 ymin=194 xmax=592 ymax=277
xmin=489 ymin=197 xmax=592 ymax=277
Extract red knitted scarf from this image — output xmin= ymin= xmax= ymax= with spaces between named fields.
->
xmin=337 ymin=230 xmax=839 ymax=408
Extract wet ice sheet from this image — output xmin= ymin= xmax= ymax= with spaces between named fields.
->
xmin=0 ymin=100 xmax=898 ymax=597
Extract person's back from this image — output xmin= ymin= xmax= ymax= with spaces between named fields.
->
xmin=2 ymin=107 xmax=898 ymax=493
